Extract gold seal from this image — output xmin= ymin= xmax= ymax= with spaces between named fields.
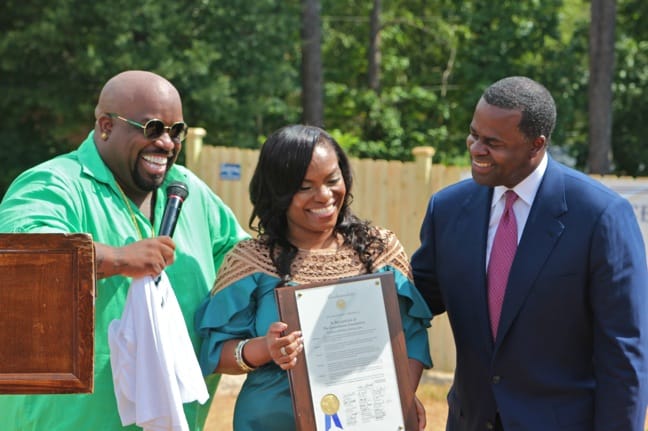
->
xmin=336 ymin=299 xmax=346 ymax=310
xmin=320 ymin=393 xmax=340 ymax=415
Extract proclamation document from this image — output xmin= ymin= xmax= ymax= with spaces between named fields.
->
xmin=275 ymin=272 xmax=417 ymax=431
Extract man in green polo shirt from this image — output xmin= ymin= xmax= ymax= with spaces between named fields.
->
xmin=0 ymin=70 xmax=249 ymax=430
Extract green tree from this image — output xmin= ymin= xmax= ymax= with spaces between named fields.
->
xmin=321 ymin=0 xmax=456 ymax=161
xmin=612 ymin=0 xmax=648 ymax=176
xmin=0 ymin=0 xmax=302 ymax=196
xmin=1 ymin=0 xmax=646 ymax=200
xmin=438 ymin=0 xmax=590 ymax=160
xmin=319 ymin=0 xmax=590 ymax=165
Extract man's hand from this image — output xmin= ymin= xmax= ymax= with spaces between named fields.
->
xmin=95 ymin=237 xmax=176 ymax=279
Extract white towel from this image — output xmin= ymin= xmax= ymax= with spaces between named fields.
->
xmin=108 ymin=273 xmax=209 ymax=431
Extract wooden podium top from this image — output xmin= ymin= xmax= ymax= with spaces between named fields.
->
xmin=0 ymin=233 xmax=95 ymax=394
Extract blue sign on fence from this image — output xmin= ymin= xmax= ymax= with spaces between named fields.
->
xmin=220 ymin=163 xmax=241 ymax=181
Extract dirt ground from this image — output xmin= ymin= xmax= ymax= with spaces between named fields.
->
xmin=204 ymin=371 xmax=452 ymax=431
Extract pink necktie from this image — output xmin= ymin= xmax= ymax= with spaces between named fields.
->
xmin=488 ymin=190 xmax=518 ymax=339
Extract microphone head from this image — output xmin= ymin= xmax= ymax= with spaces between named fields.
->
xmin=166 ymin=181 xmax=189 ymax=200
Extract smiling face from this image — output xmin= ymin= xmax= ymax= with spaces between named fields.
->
xmin=95 ymin=71 xmax=183 ymax=200
xmin=113 ymin=110 xmax=182 ymax=194
xmin=467 ymin=98 xmax=545 ymax=188
xmin=286 ymin=143 xmax=346 ymax=248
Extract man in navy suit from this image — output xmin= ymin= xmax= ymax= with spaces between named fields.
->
xmin=411 ymin=76 xmax=648 ymax=430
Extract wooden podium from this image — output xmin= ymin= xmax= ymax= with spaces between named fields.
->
xmin=0 ymin=233 xmax=95 ymax=394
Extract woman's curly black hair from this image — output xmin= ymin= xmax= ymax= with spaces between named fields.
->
xmin=248 ymin=124 xmax=385 ymax=285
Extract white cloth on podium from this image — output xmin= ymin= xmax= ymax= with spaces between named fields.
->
xmin=108 ymin=272 xmax=209 ymax=431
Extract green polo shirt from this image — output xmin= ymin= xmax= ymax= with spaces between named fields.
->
xmin=0 ymin=132 xmax=249 ymax=430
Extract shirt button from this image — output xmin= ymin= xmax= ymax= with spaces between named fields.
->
xmin=492 ymin=375 xmax=501 ymax=384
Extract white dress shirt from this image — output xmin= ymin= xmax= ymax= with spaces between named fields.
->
xmin=486 ymin=153 xmax=548 ymax=268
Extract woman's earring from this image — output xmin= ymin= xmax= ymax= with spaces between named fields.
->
xmin=101 ymin=132 xmax=108 ymax=140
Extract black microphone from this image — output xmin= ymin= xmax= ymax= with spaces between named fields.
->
xmin=155 ymin=181 xmax=188 ymax=286
xmin=159 ymin=181 xmax=189 ymax=238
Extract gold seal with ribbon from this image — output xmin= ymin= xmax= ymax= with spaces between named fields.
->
xmin=320 ymin=393 xmax=343 ymax=430
xmin=320 ymin=393 xmax=340 ymax=415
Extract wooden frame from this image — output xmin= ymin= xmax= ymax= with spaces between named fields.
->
xmin=0 ymin=233 xmax=95 ymax=394
xmin=275 ymin=272 xmax=418 ymax=431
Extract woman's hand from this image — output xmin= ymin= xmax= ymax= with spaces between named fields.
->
xmin=265 ymin=322 xmax=304 ymax=370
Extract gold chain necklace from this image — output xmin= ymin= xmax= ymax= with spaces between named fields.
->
xmin=115 ymin=182 xmax=154 ymax=239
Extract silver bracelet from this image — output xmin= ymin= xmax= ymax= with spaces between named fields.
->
xmin=234 ymin=339 xmax=256 ymax=372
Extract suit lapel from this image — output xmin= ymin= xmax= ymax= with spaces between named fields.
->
xmin=495 ymin=160 xmax=568 ymax=345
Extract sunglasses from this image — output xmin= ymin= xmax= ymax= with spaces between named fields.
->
xmin=107 ymin=113 xmax=188 ymax=142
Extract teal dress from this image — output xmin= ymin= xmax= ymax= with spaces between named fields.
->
xmin=196 ymin=230 xmax=433 ymax=431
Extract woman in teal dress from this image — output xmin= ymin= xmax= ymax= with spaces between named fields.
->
xmin=196 ymin=124 xmax=433 ymax=431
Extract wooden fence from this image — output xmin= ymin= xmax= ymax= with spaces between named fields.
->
xmin=184 ymin=128 xmax=648 ymax=374
xmin=185 ymin=129 xmax=469 ymax=254
xmin=185 ymin=128 xmax=466 ymax=372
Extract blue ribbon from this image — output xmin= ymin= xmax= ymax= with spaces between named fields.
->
xmin=324 ymin=413 xmax=343 ymax=430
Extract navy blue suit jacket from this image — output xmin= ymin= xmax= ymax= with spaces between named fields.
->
xmin=411 ymin=158 xmax=648 ymax=430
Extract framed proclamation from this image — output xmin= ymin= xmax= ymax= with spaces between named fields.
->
xmin=0 ymin=233 xmax=95 ymax=394
xmin=275 ymin=272 xmax=418 ymax=431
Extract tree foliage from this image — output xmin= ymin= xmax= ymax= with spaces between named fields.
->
xmin=1 ymin=0 xmax=646 ymax=198
xmin=0 ymin=0 xmax=301 ymax=195
xmin=613 ymin=0 xmax=648 ymax=175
